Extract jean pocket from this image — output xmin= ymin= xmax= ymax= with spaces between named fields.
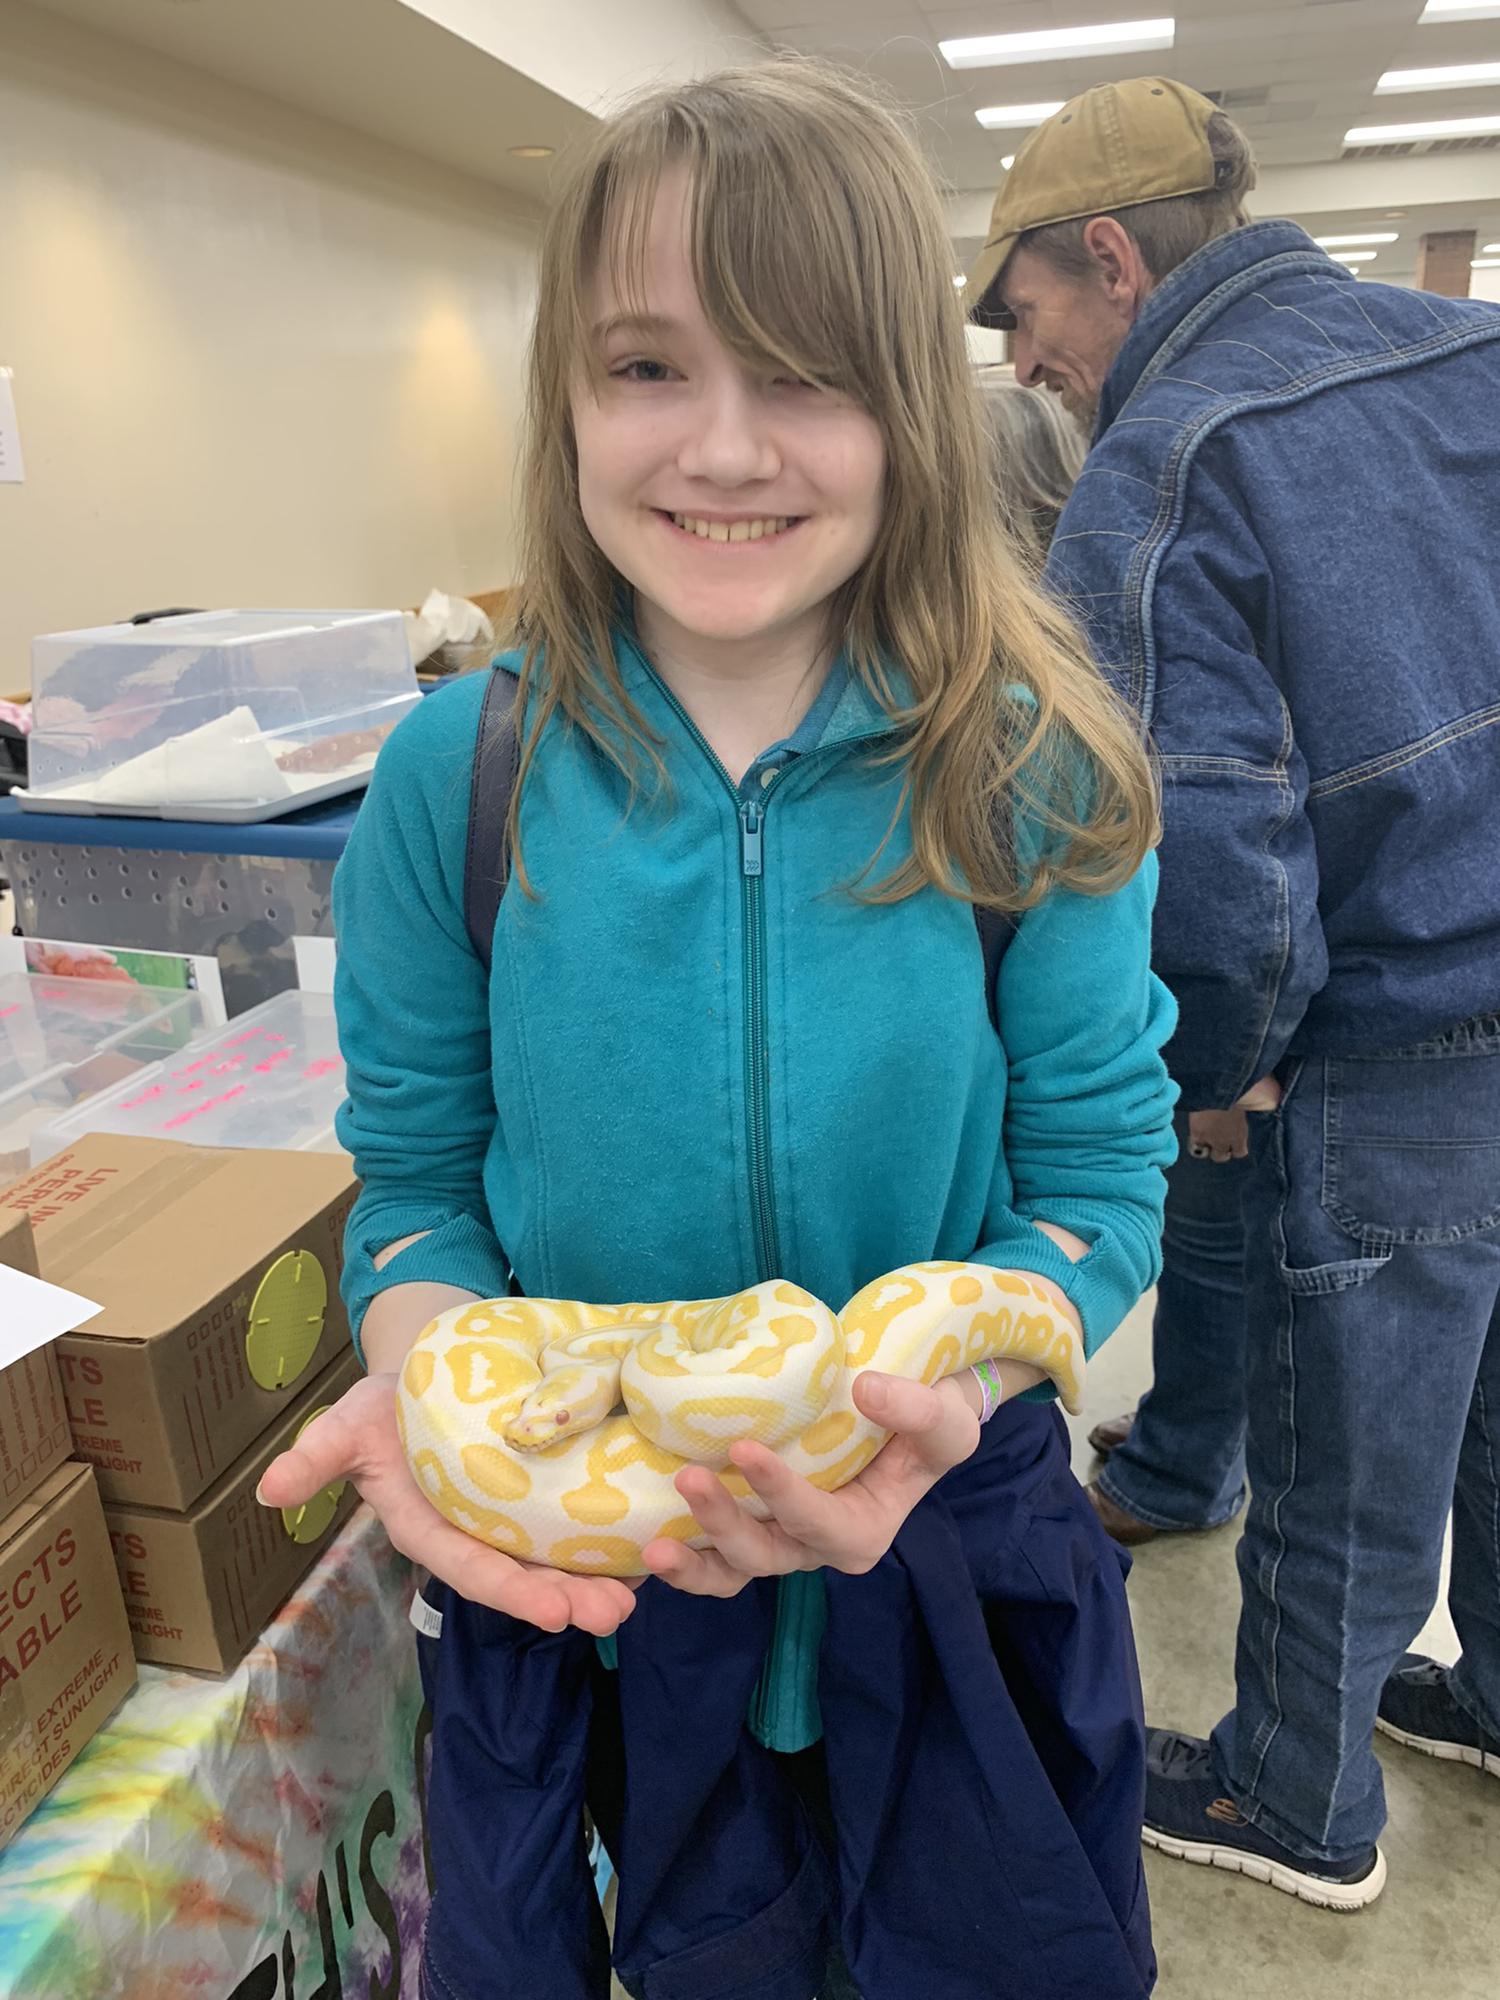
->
xmin=1321 ymin=1046 xmax=1500 ymax=1247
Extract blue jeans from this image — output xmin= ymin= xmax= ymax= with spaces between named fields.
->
xmin=1099 ymin=1112 xmax=1251 ymax=1530
xmin=1209 ymin=1024 xmax=1500 ymax=1863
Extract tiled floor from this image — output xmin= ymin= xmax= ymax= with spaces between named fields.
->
xmin=614 ymin=1293 xmax=1500 ymax=1998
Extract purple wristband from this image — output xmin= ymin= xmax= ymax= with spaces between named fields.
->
xmin=970 ymin=1359 xmax=1005 ymax=1424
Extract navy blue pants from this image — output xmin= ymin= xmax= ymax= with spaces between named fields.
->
xmin=416 ymin=1402 xmax=1155 ymax=2000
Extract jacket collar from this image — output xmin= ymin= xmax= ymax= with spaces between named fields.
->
xmin=1096 ymin=220 xmax=1345 ymax=435
xmin=615 ymin=616 xmax=905 ymax=755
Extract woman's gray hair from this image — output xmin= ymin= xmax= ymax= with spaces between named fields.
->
xmin=973 ymin=366 xmax=1087 ymax=562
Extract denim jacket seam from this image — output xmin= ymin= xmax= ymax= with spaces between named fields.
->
xmin=1122 ymin=254 xmax=1500 ymax=418
xmin=1233 ymin=706 xmax=1298 ymax=1095
xmin=1307 ymin=701 xmax=1500 ymax=801
xmin=1159 ymin=753 xmax=1288 ymax=780
xmin=1115 ymin=321 xmax=1500 ymax=725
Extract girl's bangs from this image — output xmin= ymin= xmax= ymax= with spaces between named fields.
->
xmin=570 ymin=124 xmax=881 ymax=407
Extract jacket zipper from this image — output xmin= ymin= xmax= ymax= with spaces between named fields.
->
xmin=648 ymin=680 xmax=783 ymax=1278
xmin=737 ymin=795 xmax=779 ymax=1278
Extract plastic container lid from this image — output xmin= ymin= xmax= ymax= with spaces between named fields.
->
xmin=22 ymin=610 xmax=420 ymax=822
xmin=0 ymin=973 xmax=205 ymax=1183
xmin=29 ymin=989 xmax=348 ymax=1163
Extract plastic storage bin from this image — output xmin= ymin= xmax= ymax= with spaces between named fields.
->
xmin=0 ymin=972 xmax=205 ymax=1184
xmin=31 ymin=989 xmax=347 ymax=1164
xmin=21 ymin=610 xmax=419 ymax=821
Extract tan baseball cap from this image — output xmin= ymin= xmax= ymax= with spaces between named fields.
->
xmin=968 ymin=77 xmax=1220 ymax=326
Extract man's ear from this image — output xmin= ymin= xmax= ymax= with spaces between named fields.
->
xmin=1080 ymin=216 xmax=1153 ymax=306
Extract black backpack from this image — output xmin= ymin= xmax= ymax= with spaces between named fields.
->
xmin=462 ymin=669 xmax=1013 ymax=1029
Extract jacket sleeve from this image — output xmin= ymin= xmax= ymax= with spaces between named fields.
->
xmin=970 ymin=853 xmax=1178 ymax=1361
xmin=1051 ymin=445 xmax=1327 ymax=1109
xmin=333 ymin=682 xmax=512 ymax=1360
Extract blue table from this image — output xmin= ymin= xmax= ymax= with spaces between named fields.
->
xmin=0 ymin=787 xmax=363 ymax=862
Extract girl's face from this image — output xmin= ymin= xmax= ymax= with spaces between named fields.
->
xmin=572 ymin=172 xmax=887 ymax=662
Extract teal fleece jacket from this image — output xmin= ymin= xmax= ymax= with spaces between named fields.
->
xmin=333 ymin=633 xmax=1177 ymax=1745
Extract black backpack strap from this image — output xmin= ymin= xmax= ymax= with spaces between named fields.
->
xmin=464 ymin=668 xmax=522 ymax=973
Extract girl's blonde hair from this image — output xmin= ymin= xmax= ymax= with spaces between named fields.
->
xmin=506 ymin=57 xmax=1156 ymax=911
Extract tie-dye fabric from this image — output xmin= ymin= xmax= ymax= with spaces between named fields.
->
xmin=0 ymin=1505 xmax=430 ymax=1998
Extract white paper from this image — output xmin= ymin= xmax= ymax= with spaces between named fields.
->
xmin=0 ymin=933 xmax=227 ymax=1025
xmin=0 ymin=369 xmax=23 ymax=484
xmin=292 ymin=935 xmax=337 ymax=994
xmin=0 ymin=1263 xmax=101 ymax=1369
xmin=39 ymin=705 xmax=293 ymax=810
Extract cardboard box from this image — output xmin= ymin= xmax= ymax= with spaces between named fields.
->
xmin=0 ymin=1460 xmax=136 ymax=1851
xmin=105 ymin=1347 xmax=361 ymax=1673
xmin=0 ymin=1135 xmax=357 ymax=1510
xmin=0 ymin=1213 xmax=73 ymax=1516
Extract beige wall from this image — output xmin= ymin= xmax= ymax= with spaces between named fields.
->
xmin=0 ymin=3 xmax=541 ymax=693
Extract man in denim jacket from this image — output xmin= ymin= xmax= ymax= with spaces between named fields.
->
xmin=971 ymin=77 xmax=1500 ymax=1911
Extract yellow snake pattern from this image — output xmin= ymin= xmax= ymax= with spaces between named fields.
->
xmin=396 ymin=1261 xmax=1085 ymax=1577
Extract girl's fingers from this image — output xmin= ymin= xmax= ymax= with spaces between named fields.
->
xmin=640 ymin=1539 xmax=752 ymax=1596
xmin=727 ymin=1443 xmax=861 ymax=1558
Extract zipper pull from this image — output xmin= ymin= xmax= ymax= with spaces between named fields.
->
xmin=739 ymin=799 xmax=764 ymax=877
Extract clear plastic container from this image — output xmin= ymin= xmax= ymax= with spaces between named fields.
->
xmin=30 ymin=989 xmax=347 ymax=1163
xmin=21 ymin=610 xmax=419 ymax=821
xmin=0 ymin=973 xmax=206 ymax=1184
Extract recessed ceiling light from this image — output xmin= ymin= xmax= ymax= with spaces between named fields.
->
xmin=1345 ymin=113 xmax=1500 ymax=142
xmin=942 ymin=18 xmax=1174 ymax=69
xmin=976 ymin=102 xmax=1067 ymax=131
xmin=508 ymin=145 xmax=555 ymax=160
xmin=1377 ymin=62 xmax=1500 ymax=93
xmin=1418 ymin=0 xmax=1500 ymax=19
xmin=1333 ymin=250 xmax=1380 ymax=263
xmin=954 ymin=274 xmax=968 ymax=288
xmin=1001 ymin=155 xmax=1017 ymax=170
xmin=1314 ymin=232 xmax=1399 ymax=247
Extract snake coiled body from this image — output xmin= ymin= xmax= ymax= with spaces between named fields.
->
xmin=397 ymin=1261 xmax=1084 ymax=1576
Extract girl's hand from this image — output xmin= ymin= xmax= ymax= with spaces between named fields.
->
xmin=256 ymin=1371 xmax=640 ymax=1637
xmin=641 ymin=1370 xmax=981 ymax=1597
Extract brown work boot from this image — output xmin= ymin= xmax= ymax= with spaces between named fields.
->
xmin=1087 ymin=1412 xmax=1135 ymax=1459
xmin=1086 ymin=1481 xmax=1158 ymax=1547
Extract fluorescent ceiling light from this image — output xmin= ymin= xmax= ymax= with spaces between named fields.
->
xmin=1377 ymin=62 xmax=1500 ymax=93
xmin=1345 ymin=113 xmax=1500 ymax=141
xmin=1473 ymin=256 xmax=1500 ymax=267
xmin=942 ymin=18 xmax=1173 ymax=69
xmin=1314 ymin=232 xmax=1399 ymax=247
xmin=1419 ymin=0 xmax=1500 ymax=19
xmin=1483 ymin=241 xmax=1500 ymax=253
xmin=1334 ymin=250 xmax=1380 ymax=262
xmin=976 ymin=101 xmax=1067 ymax=130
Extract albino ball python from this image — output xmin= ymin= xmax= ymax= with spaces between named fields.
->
xmin=396 ymin=1261 xmax=1084 ymax=1577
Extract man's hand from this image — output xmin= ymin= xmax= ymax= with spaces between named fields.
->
xmin=1188 ymin=1074 xmax=1283 ymax=1162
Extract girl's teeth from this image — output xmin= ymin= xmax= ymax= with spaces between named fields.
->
xmin=671 ymin=515 xmax=792 ymax=540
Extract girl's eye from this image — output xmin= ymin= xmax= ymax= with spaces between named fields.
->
xmin=611 ymin=358 xmax=676 ymax=384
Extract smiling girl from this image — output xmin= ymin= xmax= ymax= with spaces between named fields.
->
xmin=261 ymin=60 xmax=1175 ymax=2000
